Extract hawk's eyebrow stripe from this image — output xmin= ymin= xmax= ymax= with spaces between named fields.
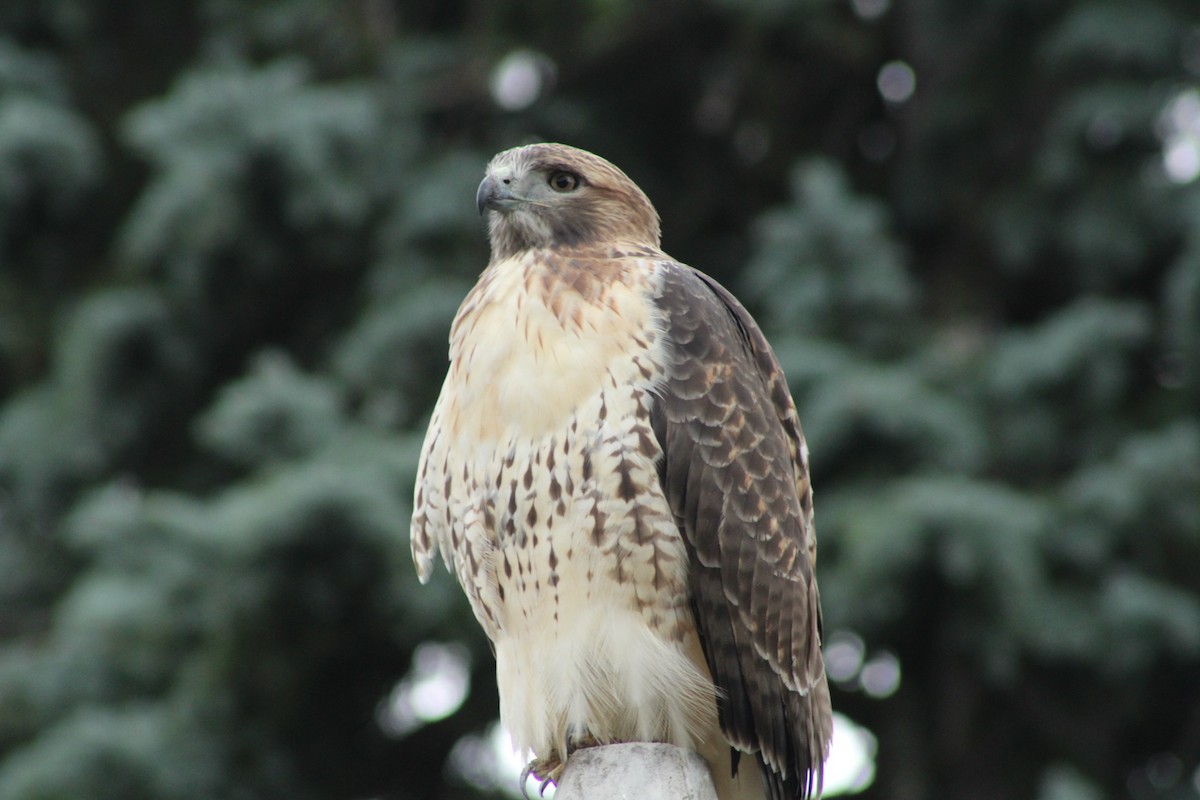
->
xmin=533 ymin=161 xmax=589 ymax=180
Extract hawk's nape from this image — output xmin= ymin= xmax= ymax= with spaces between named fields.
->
xmin=410 ymin=142 xmax=831 ymax=800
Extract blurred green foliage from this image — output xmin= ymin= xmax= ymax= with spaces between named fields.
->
xmin=0 ymin=1 xmax=1197 ymax=799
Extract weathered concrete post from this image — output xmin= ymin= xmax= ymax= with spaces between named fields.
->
xmin=553 ymin=742 xmax=719 ymax=800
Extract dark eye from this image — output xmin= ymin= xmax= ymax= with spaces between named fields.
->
xmin=548 ymin=171 xmax=580 ymax=192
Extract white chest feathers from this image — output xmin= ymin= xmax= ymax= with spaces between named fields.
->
xmin=413 ymin=251 xmax=720 ymax=771
xmin=443 ymin=252 xmax=662 ymax=442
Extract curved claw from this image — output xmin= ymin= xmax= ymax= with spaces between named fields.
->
xmin=519 ymin=757 xmax=560 ymax=798
xmin=519 ymin=761 xmax=537 ymax=800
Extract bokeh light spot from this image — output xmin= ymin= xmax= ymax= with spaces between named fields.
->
xmin=860 ymin=651 xmax=902 ymax=699
xmin=1159 ymin=88 xmax=1200 ymax=184
xmin=825 ymin=631 xmax=866 ymax=684
xmin=450 ymin=721 xmax=553 ymax=798
xmin=490 ymin=50 xmax=555 ymax=111
xmin=825 ymin=712 xmax=877 ymax=796
xmin=378 ymin=641 xmax=471 ymax=737
xmin=877 ymin=61 xmax=916 ymax=104
xmin=851 ymin=0 xmax=891 ymax=21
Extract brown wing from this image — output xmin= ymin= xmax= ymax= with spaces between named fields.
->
xmin=650 ymin=261 xmax=832 ymax=800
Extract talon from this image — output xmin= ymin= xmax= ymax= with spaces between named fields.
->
xmin=519 ymin=761 xmax=537 ymax=800
xmin=520 ymin=755 xmax=564 ymax=797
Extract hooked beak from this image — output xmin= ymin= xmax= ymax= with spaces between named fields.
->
xmin=476 ymin=175 xmax=517 ymax=216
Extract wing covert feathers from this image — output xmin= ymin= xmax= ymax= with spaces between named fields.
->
xmin=651 ymin=261 xmax=832 ymax=800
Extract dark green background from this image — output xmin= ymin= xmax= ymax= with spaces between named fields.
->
xmin=1 ymin=1 xmax=1198 ymax=798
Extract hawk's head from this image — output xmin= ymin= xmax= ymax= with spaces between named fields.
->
xmin=477 ymin=143 xmax=661 ymax=261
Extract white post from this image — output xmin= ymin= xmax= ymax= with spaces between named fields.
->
xmin=553 ymin=742 xmax=719 ymax=800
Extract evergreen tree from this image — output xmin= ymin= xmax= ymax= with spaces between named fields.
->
xmin=0 ymin=1 xmax=1196 ymax=798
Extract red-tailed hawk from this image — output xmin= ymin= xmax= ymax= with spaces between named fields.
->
xmin=411 ymin=143 xmax=831 ymax=800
